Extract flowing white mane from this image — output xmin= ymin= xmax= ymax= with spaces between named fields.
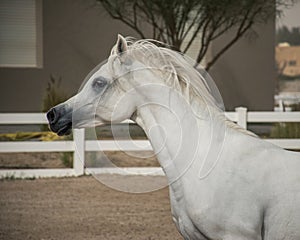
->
xmin=112 ymin=38 xmax=222 ymax=111
xmin=111 ymin=38 xmax=255 ymax=136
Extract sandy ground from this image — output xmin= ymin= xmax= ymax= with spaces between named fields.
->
xmin=0 ymin=176 xmax=183 ymax=240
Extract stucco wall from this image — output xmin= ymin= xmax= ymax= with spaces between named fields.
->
xmin=0 ymin=0 xmax=276 ymax=112
xmin=0 ymin=0 xmax=138 ymax=112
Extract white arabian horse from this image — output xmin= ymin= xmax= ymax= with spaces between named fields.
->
xmin=47 ymin=35 xmax=300 ymax=240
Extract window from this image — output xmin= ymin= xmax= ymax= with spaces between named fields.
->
xmin=288 ymin=60 xmax=297 ymax=66
xmin=0 ymin=0 xmax=43 ymax=68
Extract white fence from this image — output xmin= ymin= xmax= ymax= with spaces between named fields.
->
xmin=0 ymin=107 xmax=300 ymax=179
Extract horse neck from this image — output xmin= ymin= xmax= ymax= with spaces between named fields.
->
xmin=133 ymin=87 xmax=219 ymax=199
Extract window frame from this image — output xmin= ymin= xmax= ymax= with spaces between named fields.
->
xmin=0 ymin=0 xmax=43 ymax=68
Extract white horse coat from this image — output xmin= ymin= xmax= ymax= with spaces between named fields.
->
xmin=47 ymin=35 xmax=300 ymax=240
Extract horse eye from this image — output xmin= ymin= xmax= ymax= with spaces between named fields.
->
xmin=92 ymin=77 xmax=107 ymax=89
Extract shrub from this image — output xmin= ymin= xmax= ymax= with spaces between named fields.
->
xmin=42 ymin=75 xmax=69 ymax=113
xmin=270 ymin=104 xmax=300 ymax=138
xmin=61 ymin=152 xmax=73 ymax=168
xmin=270 ymin=122 xmax=300 ymax=138
xmin=41 ymin=75 xmax=69 ymax=131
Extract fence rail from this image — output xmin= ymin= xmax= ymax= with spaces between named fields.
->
xmin=0 ymin=107 xmax=300 ymax=179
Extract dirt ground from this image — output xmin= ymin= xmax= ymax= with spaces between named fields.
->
xmin=0 ymin=176 xmax=183 ymax=240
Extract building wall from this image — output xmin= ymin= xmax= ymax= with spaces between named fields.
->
xmin=209 ymin=19 xmax=276 ymax=110
xmin=0 ymin=0 xmax=276 ymax=112
xmin=276 ymin=45 xmax=300 ymax=77
xmin=0 ymin=0 xmax=139 ymax=112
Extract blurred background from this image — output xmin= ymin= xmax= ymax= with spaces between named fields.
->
xmin=0 ymin=1 xmax=300 ymax=239
xmin=0 ymin=0 xmax=299 ymax=164
xmin=0 ymin=0 xmax=299 ymax=170
xmin=0 ymin=0 xmax=299 ymax=113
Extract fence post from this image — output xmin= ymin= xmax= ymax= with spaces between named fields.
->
xmin=73 ymin=128 xmax=85 ymax=176
xmin=235 ymin=107 xmax=247 ymax=129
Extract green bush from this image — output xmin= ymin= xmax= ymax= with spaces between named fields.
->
xmin=41 ymin=75 xmax=70 ymax=132
xmin=61 ymin=152 xmax=73 ymax=168
xmin=41 ymin=75 xmax=74 ymax=166
xmin=270 ymin=104 xmax=300 ymax=138
xmin=59 ymin=134 xmax=73 ymax=167
xmin=270 ymin=122 xmax=300 ymax=138
xmin=42 ymin=75 xmax=69 ymax=113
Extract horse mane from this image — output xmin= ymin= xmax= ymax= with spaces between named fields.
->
xmin=111 ymin=38 xmax=256 ymax=137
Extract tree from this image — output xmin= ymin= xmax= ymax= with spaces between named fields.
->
xmin=276 ymin=25 xmax=300 ymax=45
xmin=97 ymin=0 xmax=294 ymax=70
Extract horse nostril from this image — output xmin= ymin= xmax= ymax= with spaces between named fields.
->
xmin=47 ymin=108 xmax=57 ymax=124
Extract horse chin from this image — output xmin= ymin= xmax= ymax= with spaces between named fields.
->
xmin=57 ymin=124 xmax=72 ymax=136
xmin=49 ymin=121 xmax=72 ymax=136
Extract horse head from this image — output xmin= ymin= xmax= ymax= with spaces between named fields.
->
xmin=47 ymin=35 xmax=142 ymax=135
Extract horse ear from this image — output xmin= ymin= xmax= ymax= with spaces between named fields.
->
xmin=116 ymin=34 xmax=128 ymax=56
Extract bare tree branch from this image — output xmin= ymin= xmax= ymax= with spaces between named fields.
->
xmin=97 ymin=0 xmax=294 ymax=69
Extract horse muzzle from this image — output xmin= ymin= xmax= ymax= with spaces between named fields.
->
xmin=47 ymin=105 xmax=73 ymax=136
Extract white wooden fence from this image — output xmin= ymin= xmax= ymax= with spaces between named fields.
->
xmin=0 ymin=107 xmax=299 ymax=179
